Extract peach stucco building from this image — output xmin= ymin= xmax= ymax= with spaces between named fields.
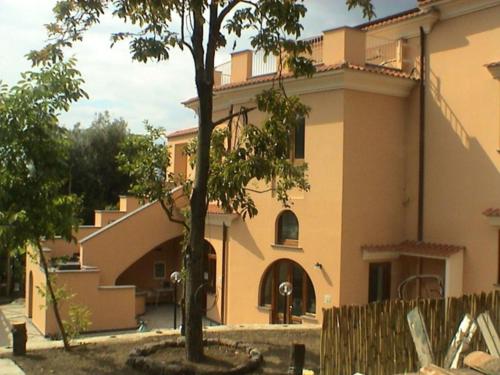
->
xmin=26 ymin=0 xmax=500 ymax=335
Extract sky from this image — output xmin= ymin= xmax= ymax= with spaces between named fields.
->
xmin=0 ymin=0 xmax=416 ymax=134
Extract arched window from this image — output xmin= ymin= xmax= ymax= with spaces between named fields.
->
xmin=276 ymin=210 xmax=299 ymax=246
xmin=259 ymin=259 xmax=316 ymax=323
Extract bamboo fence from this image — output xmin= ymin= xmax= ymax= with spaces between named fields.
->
xmin=320 ymin=291 xmax=500 ymax=375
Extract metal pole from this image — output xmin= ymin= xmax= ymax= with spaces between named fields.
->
xmin=173 ymin=283 xmax=177 ymax=329
xmin=283 ymin=294 xmax=287 ymax=324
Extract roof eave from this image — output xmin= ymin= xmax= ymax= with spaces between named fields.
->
xmin=183 ymin=65 xmax=417 ymax=112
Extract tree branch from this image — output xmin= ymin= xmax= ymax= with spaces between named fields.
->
xmin=244 ymin=187 xmax=274 ymax=194
xmin=159 ymin=199 xmax=189 ymax=230
xmin=175 ymin=0 xmax=195 ymax=57
xmin=217 ymin=0 xmax=257 ymax=27
xmin=213 ymin=106 xmax=256 ymax=127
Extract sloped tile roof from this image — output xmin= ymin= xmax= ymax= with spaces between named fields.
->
xmin=362 ymin=240 xmax=465 ymax=258
xmin=207 ymin=204 xmax=226 ymax=215
xmin=357 ymin=8 xmax=426 ymax=30
xmin=214 ymin=62 xmax=416 ymax=92
xmin=483 ymin=208 xmax=500 ymax=217
xmin=167 ymin=127 xmax=197 ymax=138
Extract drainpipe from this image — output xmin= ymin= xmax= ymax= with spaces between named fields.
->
xmin=221 ymin=223 xmax=228 ymax=324
xmin=417 ymin=26 xmax=427 ymax=242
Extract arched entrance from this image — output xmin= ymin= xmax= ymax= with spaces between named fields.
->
xmin=28 ymin=271 xmax=33 ymax=318
xmin=259 ymin=259 xmax=316 ymax=324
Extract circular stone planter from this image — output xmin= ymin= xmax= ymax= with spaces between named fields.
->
xmin=127 ymin=337 xmax=263 ymax=375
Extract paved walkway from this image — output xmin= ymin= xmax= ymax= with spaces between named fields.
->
xmin=0 ymin=300 xmax=49 ymax=350
xmin=0 ymin=358 xmax=25 ymax=374
xmin=0 ymin=302 xmax=219 ymax=354
xmin=0 ymin=301 xmax=319 ymax=355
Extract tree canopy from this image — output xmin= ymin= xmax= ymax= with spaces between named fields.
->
xmin=36 ymin=0 xmax=375 ymax=361
xmin=68 ymin=112 xmax=132 ymax=224
xmin=0 ymin=58 xmax=87 ymax=349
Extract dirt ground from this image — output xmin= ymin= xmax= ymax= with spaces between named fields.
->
xmin=2 ymin=328 xmax=321 ymax=374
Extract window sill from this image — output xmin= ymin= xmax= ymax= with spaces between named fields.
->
xmin=271 ymin=244 xmax=303 ymax=251
xmin=257 ymin=305 xmax=271 ymax=312
xmin=300 ymin=314 xmax=319 ymax=324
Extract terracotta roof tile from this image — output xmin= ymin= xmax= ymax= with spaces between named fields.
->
xmin=207 ymin=203 xmax=239 ymax=216
xmin=357 ymin=8 xmax=426 ymax=30
xmin=167 ymin=126 xmax=198 ymax=138
xmin=362 ymin=240 xmax=465 ymax=258
xmin=483 ymin=208 xmax=500 ymax=217
xmin=175 ymin=62 xmax=417 ymax=105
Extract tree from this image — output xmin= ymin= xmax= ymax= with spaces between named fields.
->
xmin=68 ymin=112 xmax=132 ymax=224
xmin=32 ymin=0 xmax=375 ymax=361
xmin=0 ymin=58 xmax=86 ymax=350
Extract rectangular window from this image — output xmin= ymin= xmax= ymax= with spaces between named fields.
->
xmin=154 ymin=261 xmax=166 ymax=280
xmin=368 ymin=262 xmax=391 ymax=303
xmin=294 ymin=117 xmax=305 ymax=160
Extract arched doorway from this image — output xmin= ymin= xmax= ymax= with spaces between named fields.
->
xmin=259 ymin=259 xmax=316 ymax=324
xmin=28 ymin=271 xmax=33 ymax=318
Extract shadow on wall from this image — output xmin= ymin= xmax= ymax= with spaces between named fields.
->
xmin=232 ymin=221 xmax=265 ymax=260
xmin=425 ymin=60 xmax=500 ymax=292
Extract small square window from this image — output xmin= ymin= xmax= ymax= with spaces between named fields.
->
xmin=154 ymin=262 xmax=166 ymax=280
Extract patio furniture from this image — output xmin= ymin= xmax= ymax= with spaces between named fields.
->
xmin=154 ymin=286 xmax=174 ymax=306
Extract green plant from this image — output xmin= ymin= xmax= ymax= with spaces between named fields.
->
xmin=63 ymin=304 xmax=91 ymax=340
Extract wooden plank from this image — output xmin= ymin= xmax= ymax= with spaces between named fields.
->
xmin=464 ymin=351 xmax=500 ymax=375
xmin=419 ymin=364 xmax=455 ymax=375
xmin=408 ymin=307 xmax=435 ymax=367
xmin=477 ymin=312 xmax=500 ymax=358
xmin=444 ymin=314 xmax=478 ymax=369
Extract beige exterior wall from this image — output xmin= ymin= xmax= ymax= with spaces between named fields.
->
xmin=26 ymin=246 xmax=137 ymax=336
xmin=94 ymin=210 xmax=126 ymax=227
xmin=423 ymin=6 xmax=500 ymax=293
xmin=203 ymin=90 xmax=345 ymax=324
xmin=80 ymin=201 xmax=183 ymax=285
xmin=25 ymin=1 xmax=500 ymax=333
xmin=340 ymin=90 xmax=407 ymax=305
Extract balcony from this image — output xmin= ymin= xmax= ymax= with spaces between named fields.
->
xmin=215 ymin=29 xmax=416 ymax=87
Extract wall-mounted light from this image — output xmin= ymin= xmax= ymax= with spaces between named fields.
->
xmin=314 ymin=262 xmax=322 ymax=270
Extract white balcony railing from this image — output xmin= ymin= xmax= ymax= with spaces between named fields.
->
xmin=365 ymin=35 xmax=402 ymax=69
xmin=215 ymin=34 xmax=410 ymax=86
xmin=216 ymin=61 xmax=231 ymax=85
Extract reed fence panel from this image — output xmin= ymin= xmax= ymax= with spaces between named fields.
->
xmin=320 ymin=291 xmax=500 ymax=375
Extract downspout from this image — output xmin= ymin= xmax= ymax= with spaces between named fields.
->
xmin=417 ymin=26 xmax=427 ymax=242
xmin=221 ymin=223 xmax=228 ymax=324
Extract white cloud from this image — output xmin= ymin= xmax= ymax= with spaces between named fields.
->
xmin=0 ymin=0 xmax=416 ymax=134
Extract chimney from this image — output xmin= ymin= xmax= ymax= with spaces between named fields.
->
xmin=322 ymin=27 xmax=366 ymax=66
xmin=230 ymin=50 xmax=253 ymax=83
xmin=214 ymin=70 xmax=222 ymax=87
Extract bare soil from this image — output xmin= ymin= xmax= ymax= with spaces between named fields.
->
xmin=2 ymin=328 xmax=320 ymax=374
xmin=147 ymin=344 xmax=249 ymax=372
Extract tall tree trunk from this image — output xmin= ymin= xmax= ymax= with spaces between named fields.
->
xmin=36 ymin=242 xmax=71 ymax=351
xmin=185 ymin=76 xmax=213 ymax=361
